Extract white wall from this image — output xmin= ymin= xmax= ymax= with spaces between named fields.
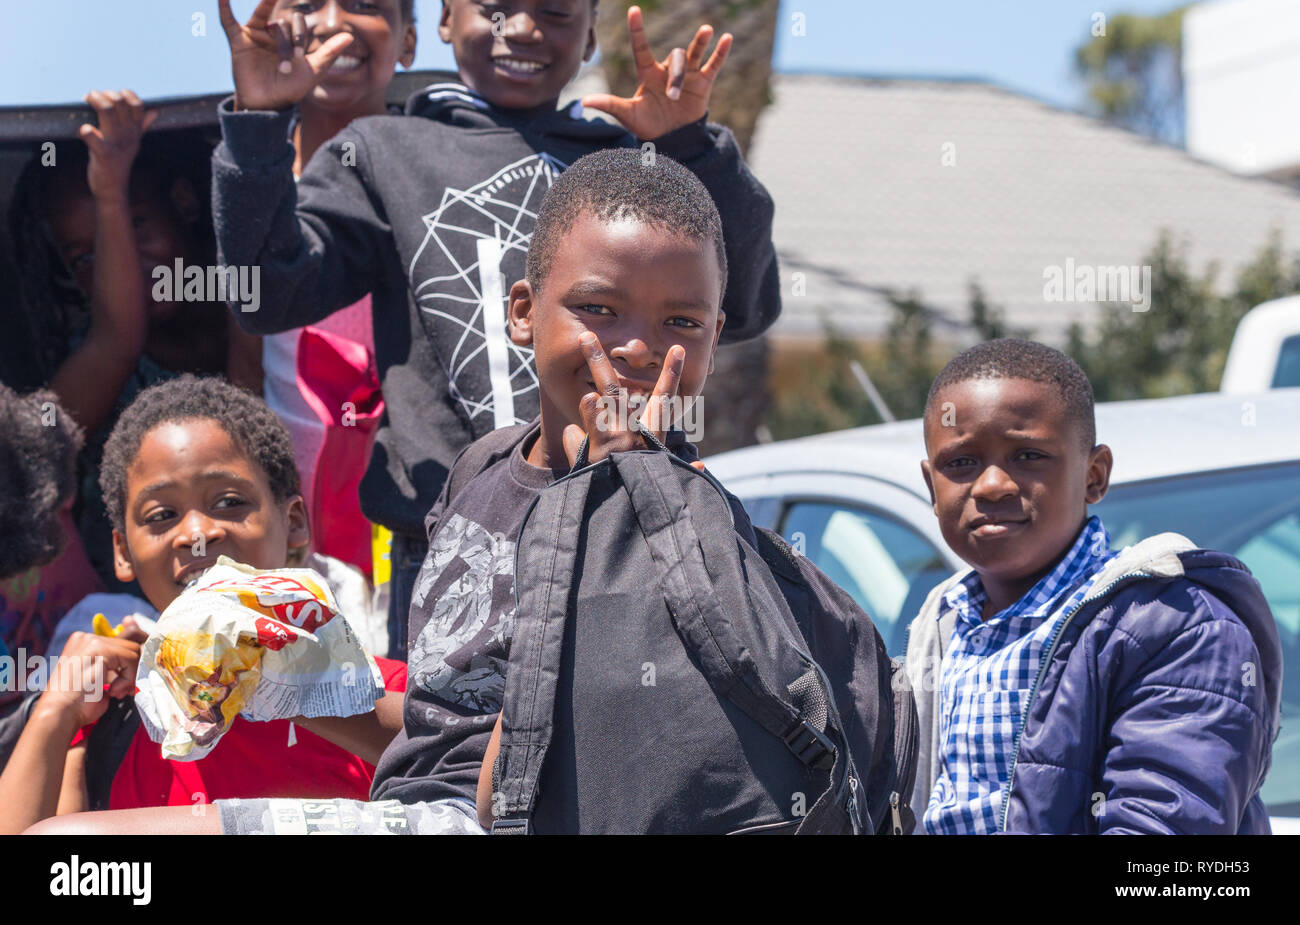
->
xmin=1185 ymin=0 xmax=1300 ymax=176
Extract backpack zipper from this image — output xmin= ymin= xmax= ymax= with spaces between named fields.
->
xmin=890 ymin=791 xmax=903 ymax=835
xmin=998 ymin=571 xmax=1153 ymax=832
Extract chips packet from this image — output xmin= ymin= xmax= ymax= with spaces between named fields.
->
xmin=135 ymin=557 xmax=383 ymax=760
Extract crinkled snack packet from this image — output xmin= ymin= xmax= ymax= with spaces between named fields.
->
xmin=135 ymin=556 xmax=384 ymax=760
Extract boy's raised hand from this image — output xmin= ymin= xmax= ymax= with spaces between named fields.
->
xmin=562 ymin=332 xmax=685 ymax=468
xmin=218 ymin=0 xmax=356 ymax=111
xmin=79 ymin=90 xmax=158 ymax=201
xmin=581 ymin=5 xmax=732 ymax=141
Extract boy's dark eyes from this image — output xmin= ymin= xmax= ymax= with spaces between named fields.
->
xmin=68 ymin=252 xmax=94 ymax=270
xmin=284 ymin=1 xmax=381 ymax=14
xmin=478 ymin=1 xmax=569 ymax=18
xmin=572 ymin=305 xmax=703 ymax=330
xmin=141 ymin=496 xmax=247 ymax=524
xmin=941 ymin=449 xmax=1049 ymax=470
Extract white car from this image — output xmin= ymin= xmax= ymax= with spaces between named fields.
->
xmin=706 ymin=388 xmax=1300 ymax=831
xmin=1221 ymin=297 xmax=1300 ymax=393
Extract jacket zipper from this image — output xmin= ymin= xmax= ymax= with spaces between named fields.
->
xmin=998 ymin=571 xmax=1152 ymax=832
xmin=847 ymin=775 xmax=861 ymax=834
xmin=888 ymin=666 xmax=919 ymax=830
xmin=890 ymin=791 xmax=903 ymax=835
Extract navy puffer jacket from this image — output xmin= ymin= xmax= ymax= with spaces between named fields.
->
xmin=904 ymin=534 xmax=1282 ymax=834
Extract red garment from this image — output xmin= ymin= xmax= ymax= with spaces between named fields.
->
xmin=98 ymin=657 xmax=405 ymax=809
xmin=296 ymin=323 xmax=384 ymax=578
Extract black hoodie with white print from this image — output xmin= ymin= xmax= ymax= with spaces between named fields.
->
xmin=212 ymin=81 xmax=781 ymax=539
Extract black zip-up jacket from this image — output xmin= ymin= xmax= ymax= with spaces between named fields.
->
xmin=212 ymin=82 xmax=781 ymax=536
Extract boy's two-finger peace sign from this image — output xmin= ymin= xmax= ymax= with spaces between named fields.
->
xmin=581 ymin=5 xmax=733 ymax=141
xmin=218 ymin=0 xmax=356 ymax=111
xmin=562 ymin=333 xmax=686 ymax=468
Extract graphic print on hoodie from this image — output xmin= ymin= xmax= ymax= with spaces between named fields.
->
xmin=214 ymin=81 xmax=781 ymax=537
xmin=407 ymin=100 xmax=571 ymax=429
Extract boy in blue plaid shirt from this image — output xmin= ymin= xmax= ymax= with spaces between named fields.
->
xmin=904 ymin=339 xmax=1280 ymax=834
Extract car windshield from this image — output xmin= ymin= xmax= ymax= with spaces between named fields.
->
xmin=1094 ymin=462 xmax=1300 ymax=817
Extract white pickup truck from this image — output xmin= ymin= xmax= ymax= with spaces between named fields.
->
xmin=1221 ymin=296 xmax=1300 ymax=393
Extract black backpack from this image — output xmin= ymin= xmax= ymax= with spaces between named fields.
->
xmin=463 ymin=431 xmax=917 ymax=835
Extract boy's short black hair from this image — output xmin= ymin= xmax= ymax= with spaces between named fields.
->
xmin=0 ymin=387 xmax=83 ymax=579
xmin=401 ymin=0 xmax=415 ymax=21
xmin=526 ymin=148 xmax=728 ymax=302
xmin=99 ymin=375 xmax=300 ymax=533
xmin=925 ymin=338 xmax=1097 ymax=450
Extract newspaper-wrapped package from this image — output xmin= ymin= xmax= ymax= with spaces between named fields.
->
xmin=135 ymin=556 xmax=383 ymax=760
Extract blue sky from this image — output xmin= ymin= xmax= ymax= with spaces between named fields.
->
xmin=1 ymin=0 xmax=1186 ymax=110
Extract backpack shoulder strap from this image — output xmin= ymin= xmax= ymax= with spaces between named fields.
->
xmin=491 ymin=464 xmax=595 ymax=834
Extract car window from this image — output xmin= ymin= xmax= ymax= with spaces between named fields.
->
xmin=1273 ymin=334 xmax=1300 ymax=389
xmin=778 ymin=501 xmax=949 ymax=658
xmin=1095 ymin=462 xmax=1300 ymax=817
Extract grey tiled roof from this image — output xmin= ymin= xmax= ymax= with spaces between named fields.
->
xmin=745 ymin=74 xmax=1300 ymax=342
xmin=565 ymin=69 xmax=1300 ymax=343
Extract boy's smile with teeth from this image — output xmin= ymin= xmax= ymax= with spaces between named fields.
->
xmin=327 ymin=53 xmax=366 ymax=73
xmin=494 ymin=56 xmax=548 ymax=75
xmin=438 ymin=0 xmax=596 ymax=111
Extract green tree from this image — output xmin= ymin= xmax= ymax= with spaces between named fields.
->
xmin=1068 ymin=231 xmax=1300 ymax=400
xmin=766 ymin=324 xmax=876 ymax=440
xmin=1075 ymin=6 xmax=1188 ymax=146
xmin=872 ymin=291 xmax=943 ymax=421
xmin=968 ymin=280 xmax=1029 ymax=341
xmin=767 ymin=291 xmax=945 ymax=440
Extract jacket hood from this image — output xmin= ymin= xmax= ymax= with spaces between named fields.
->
xmin=403 ymin=81 xmax=630 ymax=144
xmin=1091 ymin=533 xmax=1284 ymax=737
